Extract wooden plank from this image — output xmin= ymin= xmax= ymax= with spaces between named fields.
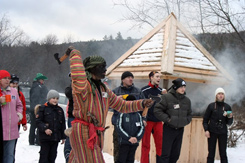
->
xmin=106 ymin=14 xmax=173 ymax=75
xmin=161 ymin=13 xmax=177 ymax=74
xmin=179 ymin=123 xmax=191 ymax=163
xmin=188 ymin=118 xmax=207 ymax=162
xmin=174 ymin=66 xmax=219 ymax=76
xmin=163 ymin=79 xmax=169 ymax=89
xmin=176 ymin=21 xmax=233 ymax=82
xmin=103 ymin=111 xmax=114 ymax=156
xmin=113 ymin=66 xmax=161 ymax=72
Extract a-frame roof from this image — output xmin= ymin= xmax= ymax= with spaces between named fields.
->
xmin=106 ymin=13 xmax=233 ymax=84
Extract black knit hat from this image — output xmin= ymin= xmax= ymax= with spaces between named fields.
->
xmin=172 ymin=78 xmax=186 ymax=90
xmin=121 ymin=71 xmax=134 ymax=80
xmin=10 ymin=74 xmax=19 ymax=84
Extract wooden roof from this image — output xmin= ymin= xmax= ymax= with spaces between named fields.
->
xmin=106 ymin=13 xmax=233 ymax=84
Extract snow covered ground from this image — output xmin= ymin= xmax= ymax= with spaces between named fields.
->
xmin=15 ymin=124 xmax=244 ymax=163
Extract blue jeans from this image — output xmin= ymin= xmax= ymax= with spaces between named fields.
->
xmin=3 ymin=139 xmax=16 ymax=163
xmin=64 ymin=117 xmax=74 ymax=163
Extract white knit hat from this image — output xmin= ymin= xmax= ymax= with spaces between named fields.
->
xmin=215 ymin=87 xmax=225 ymax=98
xmin=47 ymin=90 xmax=59 ymax=101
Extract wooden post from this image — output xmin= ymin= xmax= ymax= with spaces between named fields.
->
xmin=163 ymin=79 xmax=169 ymax=90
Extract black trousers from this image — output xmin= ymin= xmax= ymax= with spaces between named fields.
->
xmin=39 ymin=141 xmax=59 ymax=163
xmin=160 ymin=125 xmax=184 ymax=163
xmin=29 ymin=112 xmax=39 ymax=145
xmin=207 ymin=132 xmax=228 ymax=163
xmin=116 ymin=144 xmax=138 ymax=163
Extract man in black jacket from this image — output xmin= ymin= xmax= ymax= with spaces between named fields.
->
xmin=111 ymin=71 xmax=145 ymax=163
xmin=154 ymin=78 xmax=192 ymax=163
xmin=29 ymin=73 xmax=48 ymax=145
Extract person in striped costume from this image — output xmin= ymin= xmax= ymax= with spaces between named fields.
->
xmin=65 ymin=47 xmax=153 ymax=163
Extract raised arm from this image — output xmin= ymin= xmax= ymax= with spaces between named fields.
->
xmin=69 ymin=49 xmax=89 ymax=95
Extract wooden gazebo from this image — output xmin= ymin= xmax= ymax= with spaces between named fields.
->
xmin=104 ymin=13 xmax=233 ymax=162
xmin=106 ymin=13 xmax=232 ymax=88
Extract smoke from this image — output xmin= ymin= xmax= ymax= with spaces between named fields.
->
xmin=188 ymin=47 xmax=245 ymax=116
xmin=215 ymin=47 xmax=245 ymax=106
xmin=106 ymin=46 xmax=245 ymax=117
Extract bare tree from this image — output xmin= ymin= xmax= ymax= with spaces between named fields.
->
xmin=203 ymin=0 xmax=245 ymax=43
xmin=113 ymin=0 xmax=245 ymax=44
xmin=41 ymin=34 xmax=58 ymax=45
xmin=113 ymin=0 xmax=195 ymax=30
xmin=63 ymin=33 xmax=75 ymax=44
xmin=0 ymin=14 xmax=27 ymax=46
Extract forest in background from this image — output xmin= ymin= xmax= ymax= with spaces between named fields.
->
xmin=0 ymin=37 xmax=139 ymax=92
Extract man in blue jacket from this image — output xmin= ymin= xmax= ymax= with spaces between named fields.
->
xmin=111 ymin=71 xmax=145 ymax=163
xmin=116 ymin=95 xmax=145 ymax=163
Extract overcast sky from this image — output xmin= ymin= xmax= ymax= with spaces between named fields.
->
xmin=0 ymin=0 xmax=148 ymax=43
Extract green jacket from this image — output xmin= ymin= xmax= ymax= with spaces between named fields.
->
xmin=154 ymin=88 xmax=192 ymax=128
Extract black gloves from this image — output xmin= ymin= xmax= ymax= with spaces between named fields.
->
xmin=54 ymin=53 xmax=61 ymax=64
xmin=66 ymin=46 xmax=75 ymax=56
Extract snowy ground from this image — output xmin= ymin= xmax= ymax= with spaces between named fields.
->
xmin=15 ymin=124 xmax=244 ymax=163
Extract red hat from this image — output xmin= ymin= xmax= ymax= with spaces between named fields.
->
xmin=0 ymin=70 xmax=11 ymax=80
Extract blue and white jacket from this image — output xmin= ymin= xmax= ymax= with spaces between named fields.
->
xmin=116 ymin=112 xmax=144 ymax=145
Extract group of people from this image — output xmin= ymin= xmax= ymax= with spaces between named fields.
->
xmin=0 ymin=46 xmax=233 ymax=163
xmin=0 ymin=71 xmax=67 ymax=163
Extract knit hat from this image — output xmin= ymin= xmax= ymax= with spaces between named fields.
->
xmin=0 ymin=70 xmax=11 ymax=80
xmin=82 ymin=55 xmax=107 ymax=95
xmin=47 ymin=90 xmax=59 ymax=101
xmin=83 ymin=55 xmax=106 ymax=71
xmin=34 ymin=73 xmax=48 ymax=81
xmin=10 ymin=74 xmax=19 ymax=84
xmin=215 ymin=87 xmax=225 ymax=97
xmin=172 ymin=78 xmax=186 ymax=90
xmin=121 ymin=71 xmax=134 ymax=80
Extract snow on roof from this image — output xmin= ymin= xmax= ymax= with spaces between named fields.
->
xmin=120 ymin=29 xmax=164 ymax=66
xmin=119 ymin=27 xmax=216 ymax=71
xmin=175 ymin=29 xmax=217 ymax=70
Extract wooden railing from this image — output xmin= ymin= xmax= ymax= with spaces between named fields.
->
xmin=104 ymin=112 xmax=219 ymax=162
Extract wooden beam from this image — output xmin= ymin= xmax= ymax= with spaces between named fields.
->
xmin=161 ymin=14 xmax=177 ymax=74
xmin=113 ymin=66 xmax=161 ymax=72
xmin=163 ymin=79 xmax=169 ymax=89
xmin=174 ymin=66 xmax=219 ymax=76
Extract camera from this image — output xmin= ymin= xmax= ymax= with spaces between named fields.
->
xmin=216 ymin=120 xmax=223 ymax=129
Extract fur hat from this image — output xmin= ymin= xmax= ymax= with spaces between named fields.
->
xmin=172 ymin=78 xmax=186 ymax=90
xmin=0 ymin=70 xmax=11 ymax=80
xmin=47 ymin=90 xmax=59 ymax=101
xmin=121 ymin=71 xmax=134 ymax=80
xmin=215 ymin=87 xmax=225 ymax=97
